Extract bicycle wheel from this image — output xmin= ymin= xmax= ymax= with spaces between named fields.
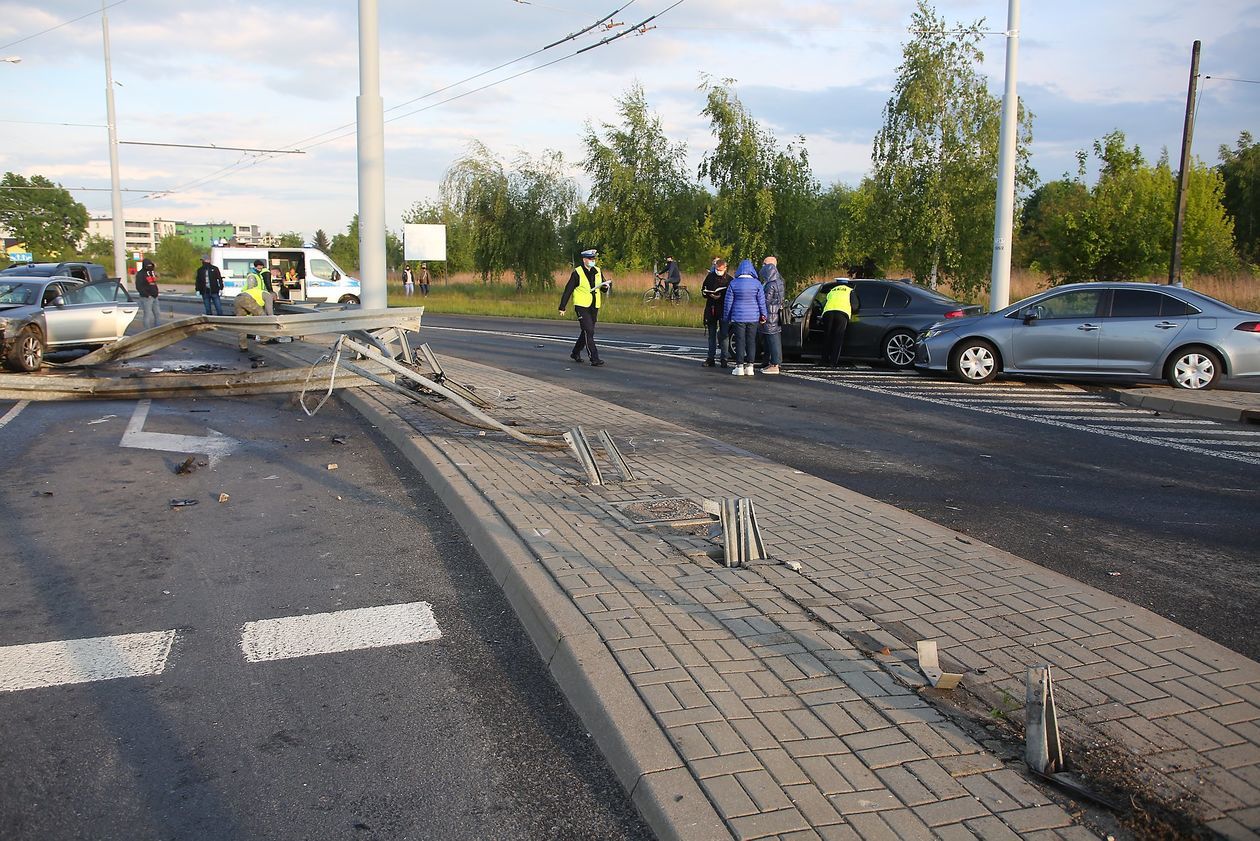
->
xmin=642 ymin=288 xmax=661 ymax=306
xmin=672 ymin=287 xmax=691 ymax=305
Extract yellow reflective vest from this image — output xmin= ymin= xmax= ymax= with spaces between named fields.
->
xmin=570 ymin=265 xmax=603 ymax=308
xmin=245 ymin=269 xmax=268 ymax=306
xmin=822 ymin=284 xmax=853 ymax=317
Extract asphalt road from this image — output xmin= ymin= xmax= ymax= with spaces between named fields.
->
xmin=0 ymin=386 xmax=649 ymax=840
xmin=417 ymin=312 xmax=1260 ymax=661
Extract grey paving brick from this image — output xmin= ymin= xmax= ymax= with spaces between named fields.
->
xmin=816 ymin=824 xmax=862 ymax=841
xmin=690 ymin=751 xmax=764 ymax=779
xmin=736 ymin=768 xmax=796 ymax=813
xmin=783 ymin=782 xmax=843 ymax=827
xmin=961 ymin=815 xmax=1025 ymax=841
xmin=700 ymin=774 xmax=758 ymax=818
xmin=831 ymin=752 xmax=887 ymax=792
xmin=726 ymin=807 xmax=811 ymax=840
xmin=913 ymin=795 xmax=993 ymax=827
xmin=753 ymin=746 xmax=810 ymax=787
xmin=798 ymin=755 xmax=854 ymax=796
xmin=731 ymin=717 xmax=779 ymax=751
xmin=874 ymin=765 xmax=937 ymax=808
xmin=999 ymin=805 xmax=1075 ymax=833
xmin=828 ymin=789 xmax=901 ymax=815
xmin=985 ymin=769 xmax=1054 ymax=808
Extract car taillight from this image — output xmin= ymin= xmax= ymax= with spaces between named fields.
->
xmin=1235 ymin=321 xmax=1260 ymax=333
xmin=944 ymin=309 xmax=966 ymax=319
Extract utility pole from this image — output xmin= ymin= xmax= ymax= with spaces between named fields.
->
xmin=988 ymin=0 xmax=1021 ymax=313
xmin=1169 ymin=40 xmax=1200 ymax=286
xmin=356 ymin=0 xmax=387 ymax=309
xmin=101 ymin=0 xmax=126 ymax=281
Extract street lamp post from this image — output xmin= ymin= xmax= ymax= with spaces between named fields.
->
xmin=988 ymin=0 xmax=1021 ymax=313
xmin=101 ymin=0 xmax=126 ymax=281
xmin=356 ymin=0 xmax=387 ymax=309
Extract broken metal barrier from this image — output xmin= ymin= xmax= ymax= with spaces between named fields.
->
xmin=702 ymin=497 xmax=767 ymax=568
xmin=562 ymin=426 xmax=636 ymax=485
xmin=1025 ymin=664 xmax=1065 ymax=775
xmin=404 ymin=342 xmax=493 ymax=410
xmin=916 ymin=640 xmax=963 ymax=690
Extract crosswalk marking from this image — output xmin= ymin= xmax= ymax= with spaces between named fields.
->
xmin=0 ymin=400 xmax=29 ymax=431
xmin=0 ymin=630 xmax=177 ymax=693
xmin=240 ymin=602 xmax=442 ymax=663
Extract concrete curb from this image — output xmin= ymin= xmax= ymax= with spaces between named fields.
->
xmin=1104 ymin=386 xmax=1260 ymax=424
xmin=340 ymin=387 xmax=730 ymax=841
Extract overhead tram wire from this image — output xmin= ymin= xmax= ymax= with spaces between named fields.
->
xmin=0 ymin=0 xmax=128 ymax=51
xmin=132 ymin=1 xmax=642 ymax=201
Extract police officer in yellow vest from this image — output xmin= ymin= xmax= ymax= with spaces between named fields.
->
xmin=233 ymin=258 xmax=273 ymax=352
xmin=245 ymin=258 xmax=275 ymax=315
xmin=821 ymin=279 xmax=857 ymax=367
xmin=558 ymin=249 xmax=610 ymax=367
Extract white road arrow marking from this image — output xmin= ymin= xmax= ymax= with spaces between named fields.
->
xmin=121 ymin=399 xmax=239 ymax=466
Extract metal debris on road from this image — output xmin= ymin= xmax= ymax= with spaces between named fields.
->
xmin=169 ymin=498 xmax=199 ymax=508
xmin=331 ymin=435 xmax=349 ymax=445
xmin=175 ymin=456 xmax=198 ymax=475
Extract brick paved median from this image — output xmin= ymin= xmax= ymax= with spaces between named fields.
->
xmin=335 ymin=352 xmax=1259 ymax=840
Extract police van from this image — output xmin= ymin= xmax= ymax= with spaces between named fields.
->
xmin=210 ymin=246 xmax=361 ymax=305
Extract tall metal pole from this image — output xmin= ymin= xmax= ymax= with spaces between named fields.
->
xmin=988 ymin=0 xmax=1021 ymax=313
xmin=101 ymin=0 xmax=126 ymax=280
xmin=356 ymin=0 xmax=387 ymax=309
xmin=1169 ymin=40 xmax=1200 ymax=286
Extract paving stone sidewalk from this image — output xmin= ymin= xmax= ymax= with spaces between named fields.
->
xmin=335 ymin=351 xmax=1259 ymax=840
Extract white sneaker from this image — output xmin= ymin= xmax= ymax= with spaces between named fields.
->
xmin=743 ymin=364 xmax=754 ymax=376
xmin=731 ymin=364 xmax=745 ymax=376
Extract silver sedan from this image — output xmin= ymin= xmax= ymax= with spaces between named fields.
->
xmin=0 ymin=276 xmax=139 ymax=371
xmin=914 ymin=282 xmax=1260 ymax=389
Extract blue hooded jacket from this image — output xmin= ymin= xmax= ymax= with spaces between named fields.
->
xmin=723 ymin=259 xmax=767 ymax=323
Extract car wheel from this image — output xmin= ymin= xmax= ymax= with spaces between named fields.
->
xmin=1166 ymin=346 xmax=1223 ymax=390
xmin=950 ymin=339 xmax=998 ymax=384
xmin=338 ymin=295 xmax=360 ymax=306
xmin=881 ymin=329 xmax=918 ymax=369
xmin=6 ymin=325 xmax=45 ymax=372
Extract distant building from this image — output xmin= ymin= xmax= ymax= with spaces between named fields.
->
xmin=176 ymin=222 xmax=235 ymax=251
xmin=87 ymin=215 xmax=179 ymax=254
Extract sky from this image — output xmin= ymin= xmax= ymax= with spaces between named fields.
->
xmin=1 ymin=0 xmax=1257 ymax=242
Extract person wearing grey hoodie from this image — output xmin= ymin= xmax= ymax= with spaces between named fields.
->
xmin=722 ymin=258 xmax=767 ymax=376
xmin=758 ymin=256 xmax=785 ymax=374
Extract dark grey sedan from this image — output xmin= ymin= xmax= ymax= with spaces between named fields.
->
xmin=915 ymin=282 xmax=1260 ymax=389
xmin=779 ymin=279 xmax=981 ymax=367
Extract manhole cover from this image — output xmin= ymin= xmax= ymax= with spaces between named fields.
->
xmin=617 ymin=497 xmax=708 ymax=525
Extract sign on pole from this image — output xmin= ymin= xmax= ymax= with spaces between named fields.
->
xmin=403 ymin=224 xmax=447 ymax=261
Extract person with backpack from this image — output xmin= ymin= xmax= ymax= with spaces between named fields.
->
xmin=758 ymin=256 xmax=785 ymax=375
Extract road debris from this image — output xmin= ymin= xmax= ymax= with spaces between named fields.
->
xmin=331 ymin=435 xmax=349 ymax=445
xmin=327 ymin=463 xmax=339 ymax=471
xmin=175 ymin=456 xmax=198 ymax=475
xmin=169 ymin=498 xmax=199 ymax=509
xmin=217 ymin=493 xmax=230 ymax=503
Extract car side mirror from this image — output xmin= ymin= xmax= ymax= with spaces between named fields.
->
xmin=332 ymin=270 xmax=341 ymax=281
xmin=53 ymin=296 xmax=67 ymax=308
xmin=1023 ymin=306 xmax=1043 ymax=324
xmin=791 ymin=303 xmax=808 ymax=318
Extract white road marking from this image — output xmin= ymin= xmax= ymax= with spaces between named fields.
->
xmin=0 ymin=630 xmax=177 ymax=693
xmin=1164 ymin=439 xmax=1260 ymax=446
xmin=0 ymin=400 xmax=29 ymax=430
xmin=120 ymin=399 xmax=239 ymax=466
xmin=240 ymin=602 xmax=441 ymax=663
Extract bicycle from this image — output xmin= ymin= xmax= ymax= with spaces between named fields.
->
xmin=642 ymin=276 xmax=691 ymax=306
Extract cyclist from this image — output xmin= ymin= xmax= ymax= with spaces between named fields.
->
xmin=655 ymin=256 xmax=682 ymax=301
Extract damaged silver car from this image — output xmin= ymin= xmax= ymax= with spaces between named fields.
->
xmin=0 ymin=276 xmax=139 ymax=372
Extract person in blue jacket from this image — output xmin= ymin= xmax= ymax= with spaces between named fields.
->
xmin=722 ymin=258 xmax=767 ymax=376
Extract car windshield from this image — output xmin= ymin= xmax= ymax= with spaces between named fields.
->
xmin=0 ymin=282 xmax=39 ymax=305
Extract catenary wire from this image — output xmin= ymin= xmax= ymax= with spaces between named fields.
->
xmin=0 ymin=0 xmax=128 ymax=51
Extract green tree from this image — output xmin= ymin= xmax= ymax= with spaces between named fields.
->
xmin=154 ymin=234 xmax=200 ymax=280
xmin=1218 ymin=131 xmax=1260 ymax=265
xmin=312 ymin=229 xmax=331 ymax=252
xmin=76 ymin=234 xmax=115 ymax=265
xmin=277 ymin=231 xmax=304 ymax=247
xmin=870 ymin=0 xmax=1035 ymax=298
xmin=442 ymin=142 xmax=576 ymax=289
xmin=386 ymin=229 xmax=404 ymax=270
xmin=698 ymin=78 xmax=832 ymax=284
xmin=580 ymin=83 xmax=698 ymax=272
xmin=0 ymin=173 xmax=90 ymax=260
xmin=822 ymin=179 xmax=887 ymax=278
xmin=1027 ymin=131 xmax=1236 ymax=282
xmin=329 ymin=216 xmax=359 ymax=271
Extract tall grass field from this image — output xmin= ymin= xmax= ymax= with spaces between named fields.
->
xmin=390 ymin=268 xmax=1260 ymax=325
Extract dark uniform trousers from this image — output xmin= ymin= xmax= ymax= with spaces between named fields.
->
xmin=823 ymin=311 xmax=850 ymax=366
xmin=574 ymin=305 xmax=600 ymax=362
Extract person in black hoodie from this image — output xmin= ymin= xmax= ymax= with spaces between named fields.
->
xmin=701 ymin=258 xmax=730 ymax=367
xmin=194 ymin=255 xmax=224 ymax=316
xmin=134 ymin=258 xmax=160 ymax=329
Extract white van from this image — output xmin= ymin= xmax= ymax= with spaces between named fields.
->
xmin=210 ymin=246 xmax=361 ymax=305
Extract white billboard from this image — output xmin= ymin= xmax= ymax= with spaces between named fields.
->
xmin=403 ymin=224 xmax=447 ymax=261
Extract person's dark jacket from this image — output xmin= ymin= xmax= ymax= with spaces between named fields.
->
xmin=758 ymin=262 xmax=785 ymax=335
xmin=701 ymin=268 xmax=730 ymax=324
xmin=195 ymin=262 xmax=223 ymax=295
xmin=134 ymin=261 xmax=159 ymax=298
